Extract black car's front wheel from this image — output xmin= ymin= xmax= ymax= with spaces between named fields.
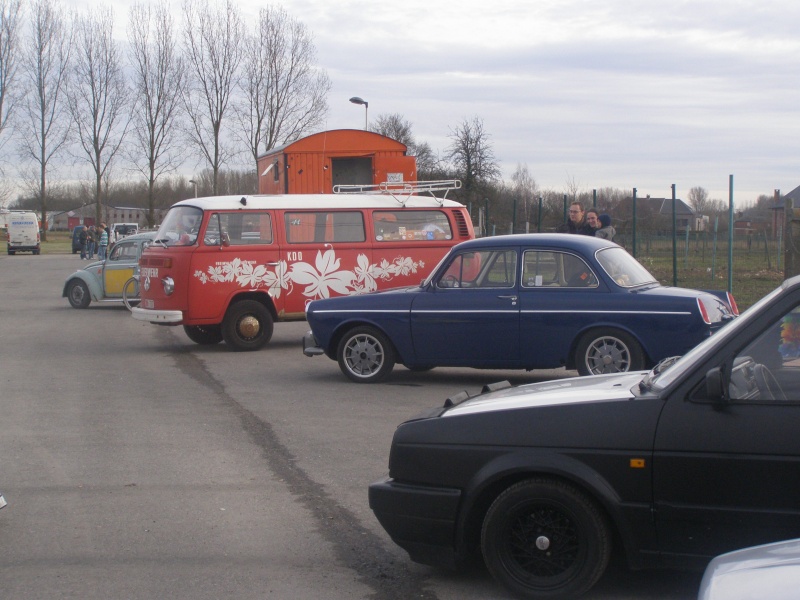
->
xmin=575 ymin=328 xmax=644 ymax=375
xmin=336 ymin=326 xmax=395 ymax=383
xmin=481 ymin=479 xmax=611 ymax=600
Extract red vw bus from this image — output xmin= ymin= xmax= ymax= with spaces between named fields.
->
xmin=131 ymin=182 xmax=474 ymax=350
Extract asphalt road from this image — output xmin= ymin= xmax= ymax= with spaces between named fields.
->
xmin=0 ymin=253 xmax=702 ymax=599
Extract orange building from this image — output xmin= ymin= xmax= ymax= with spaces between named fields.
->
xmin=257 ymin=129 xmax=417 ymax=195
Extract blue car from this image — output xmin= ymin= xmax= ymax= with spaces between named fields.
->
xmin=303 ymin=234 xmax=738 ymax=382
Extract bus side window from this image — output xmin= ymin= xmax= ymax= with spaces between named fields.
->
xmin=331 ymin=212 xmax=365 ymax=243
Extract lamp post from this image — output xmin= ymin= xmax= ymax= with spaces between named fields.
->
xmin=189 ymin=179 xmax=198 ymax=198
xmin=349 ymin=96 xmax=368 ymax=129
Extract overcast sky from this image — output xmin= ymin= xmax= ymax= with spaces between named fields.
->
xmin=67 ymin=0 xmax=800 ymax=204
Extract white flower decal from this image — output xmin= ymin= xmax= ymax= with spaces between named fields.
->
xmin=193 ymin=249 xmax=422 ymax=300
xmin=290 ymin=249 xmax=355 ymax=299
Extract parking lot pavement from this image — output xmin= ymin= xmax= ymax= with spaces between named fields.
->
xmin=0 ymin=253 xmax=701 ymax=600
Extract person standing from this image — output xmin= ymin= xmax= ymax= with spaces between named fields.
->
xmin=585 ymin=209 xmax=601 ymax=232
xmin=86 ymin=226 xmax=96 ymax=260
xmin=78 ymin=226 xmax=88 ymax=259
xmin=98 ymin=225 xmax=109 ymax=260
xmin=595 ymin=214 xmax=616 ymax=241
xmin=557 ymin=202 xmax=595 ymax=236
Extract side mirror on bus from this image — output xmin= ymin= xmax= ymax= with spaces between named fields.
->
xmin=221 ymin=232 xmax=230 ymax=247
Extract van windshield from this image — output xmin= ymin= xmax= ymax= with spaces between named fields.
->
xmin=156 ymin=206 xmax=203 ymax=247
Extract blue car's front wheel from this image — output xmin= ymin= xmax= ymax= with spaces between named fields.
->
xmin=337 ymin=326 xmax=395 ymax=383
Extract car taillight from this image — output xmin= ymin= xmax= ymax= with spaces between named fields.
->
xmin=697 ymin=298 xmax=712 ymax=324
xmin=726 ymin=292 xmax=740 ymax=316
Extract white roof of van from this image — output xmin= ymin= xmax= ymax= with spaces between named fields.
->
xmin=170 ymin=194 xmax=465 ymax=211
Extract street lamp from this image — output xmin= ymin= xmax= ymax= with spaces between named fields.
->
xmin=349 ymin=96 xmax=368 ymax=130
xmin=189 ymin=179 xmax=198 ymax=198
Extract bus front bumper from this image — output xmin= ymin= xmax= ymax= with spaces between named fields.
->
xmin=131 ymin=306 xmax=183 ymax=324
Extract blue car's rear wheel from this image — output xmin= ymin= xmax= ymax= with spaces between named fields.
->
xmin=575 ymin=328 xmax=644 ymax=376
xmin=336 ymin=326 xmax=395 ymax=383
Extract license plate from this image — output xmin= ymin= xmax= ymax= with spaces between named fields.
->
xmin=143 ymin=299 xmax=154 ymax=309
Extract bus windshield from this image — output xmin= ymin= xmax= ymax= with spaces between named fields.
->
xmin=156 ymin=206 xmax=203 ymax=247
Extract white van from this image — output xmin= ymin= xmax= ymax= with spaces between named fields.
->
xmin=110 ymin=223 xmax=139 ymax=242
xmin=6 ymin=211 xmax=40 ymax=255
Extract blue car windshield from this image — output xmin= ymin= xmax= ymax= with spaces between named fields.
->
xmin=596 ymin=247 xmax=657 ymax=287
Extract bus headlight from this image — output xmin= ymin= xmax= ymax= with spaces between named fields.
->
xmin=162 ymin=276 xmax=175 ymax=296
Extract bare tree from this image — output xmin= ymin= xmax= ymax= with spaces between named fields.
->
xmin=236 ymin=5 xmax=330 ymax=178
xmin=511 ymin=163 xmax=538 ymax=222
xmin=371 ymin=112 xmax=440 ymax=179
xmin=182 ymin=0 xmax=243 ymax=195
xmin=371 ymin=113 xmax=413 ymax=145
xmin=445 ymin=116 xmax=500 ymax=201
xmin=564 ymin=174 xmax=581 ymax=202
xmin=17 ymin=0 xmax=72 ymax=240
xmin=68 ymin=7 xmax=130 ymax=225
xmin=0 ymin=0 xmax=22 ymax=158
xmin=128 ymin=1 xmax=184 ymax=227
xmin=688 ymin=186 xmax=710 ymax=214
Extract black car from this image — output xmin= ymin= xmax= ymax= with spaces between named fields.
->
xmin=369 ymin=275 xmax=800 ymax=599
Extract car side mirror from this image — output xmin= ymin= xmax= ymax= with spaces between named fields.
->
xmin=705 ymin=367 xmax=728 ymax=403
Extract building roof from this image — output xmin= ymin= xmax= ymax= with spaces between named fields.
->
xmin=258 ymin=129 xmax=408 ymax=159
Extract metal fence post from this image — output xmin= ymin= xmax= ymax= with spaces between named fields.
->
xmin=632 ymin=188 xmax=637 ymax=259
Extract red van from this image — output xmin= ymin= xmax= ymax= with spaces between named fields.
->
xmin=131 ymin=183 xmax=474 ymax=350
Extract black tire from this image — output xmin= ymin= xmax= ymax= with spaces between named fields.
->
xmin=66 ymin=279 xmax=91 ymax=309
xmin=183 ymin=324 xmax=223 ymax=346
xmin=336 ymin=326 xmax=395 ymax=383
xmin=482 ymin=479 xmax=611 ymax=600
xmin=575 ymin=328 xmax=644 ymax=376
xmin=221 ymin=300 xmax=273 ymax=351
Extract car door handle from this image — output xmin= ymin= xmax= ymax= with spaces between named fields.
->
xmin=498 ymin=295 xmax=518 ymax=302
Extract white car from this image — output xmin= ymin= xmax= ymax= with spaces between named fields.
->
xmin=698 ymin=539 xmax=800 ymax=600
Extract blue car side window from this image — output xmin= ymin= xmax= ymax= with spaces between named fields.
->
xmin=437 ymin=250 xmax=516 ymax=289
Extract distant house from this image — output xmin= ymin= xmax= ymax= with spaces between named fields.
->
xmin=49 ymin=204 xmax=167 ymax=231
xmin=613 ymin=196 xmax=696 ymax=232
xmin=773 ymin=185 xmax=800 ymax=236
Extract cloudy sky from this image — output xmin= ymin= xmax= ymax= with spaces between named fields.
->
xmin=71 ymin=0 xmax=800 ymax=204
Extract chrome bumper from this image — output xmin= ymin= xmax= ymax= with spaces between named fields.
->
xmin=131 ymin=306 xmax=183 ymax=324
xmin=302 ymin=330 xmax=324 ymax=357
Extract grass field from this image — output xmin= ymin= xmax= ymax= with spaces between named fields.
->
xmin=39 ymin=230 xmax=74 ymax=255
xmin=626 ymin=234 xmax=785 ymax=310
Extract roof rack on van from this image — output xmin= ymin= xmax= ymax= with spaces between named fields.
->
xmin=333 ymin=179 xmax=462 ymax=206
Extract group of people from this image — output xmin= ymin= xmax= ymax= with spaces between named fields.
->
xmin=78 ymin=223 xmax=110 ymax=261
xmin=557 ymin=202 xmax=616 ymax=241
